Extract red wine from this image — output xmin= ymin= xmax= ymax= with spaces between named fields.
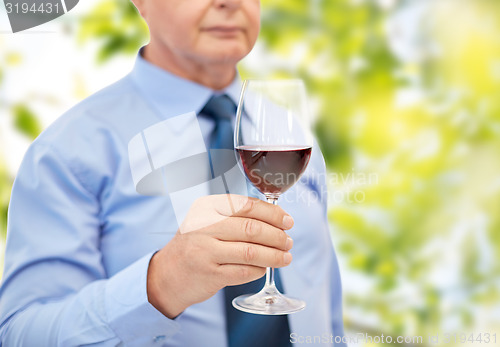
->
xmin=237 ymin=145 xmax=312 ymax=196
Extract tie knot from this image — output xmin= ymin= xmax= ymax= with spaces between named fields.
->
xmin=201 ymin=94 xmax=236 ymax=121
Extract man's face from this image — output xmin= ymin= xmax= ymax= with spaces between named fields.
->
xmin=136 ymin=0 xmax=261 ymax=67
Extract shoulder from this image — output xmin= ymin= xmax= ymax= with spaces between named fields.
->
xmin=21 ymin=75 xmax=148 ymax=196
xmin=37 ymin=75 xmax=140 ymax=145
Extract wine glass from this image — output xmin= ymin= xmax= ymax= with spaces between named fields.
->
xmin=233 ymin=79 xmax=313 ymax=315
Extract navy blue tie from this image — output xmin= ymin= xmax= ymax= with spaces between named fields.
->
xmin=202 ymin=95 xmax=235 ymax=151
xmin=201 ymin=95 xmax=292 ymax=347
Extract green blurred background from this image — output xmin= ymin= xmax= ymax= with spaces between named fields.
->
xmin=1 ymin=0 xmax=499 ymax=345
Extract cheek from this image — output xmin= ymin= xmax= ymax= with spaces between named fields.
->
xmin=156 ymin=18 xmax=197 ymax=51
xmin=246 ymin=3 xmax=261 ymax=43
xmin=147 ymin=2 xmax=200 ymax=44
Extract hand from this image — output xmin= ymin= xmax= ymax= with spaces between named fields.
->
xmin=146 ymin=194 xmax=294 ymax=319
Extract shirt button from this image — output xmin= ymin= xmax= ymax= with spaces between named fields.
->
xmin=153 ymin=335 xmax=166 ymax=343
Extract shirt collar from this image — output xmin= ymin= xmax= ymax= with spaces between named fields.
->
xmin=129 ymin=48 xmax=242 ymax=122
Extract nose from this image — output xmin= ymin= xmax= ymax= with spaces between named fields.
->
xmin=214 ymin=0 xmax=242 ymax=10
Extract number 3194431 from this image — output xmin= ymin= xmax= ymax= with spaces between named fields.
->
xmin=5 ymin=2 xmax=62 ymax=14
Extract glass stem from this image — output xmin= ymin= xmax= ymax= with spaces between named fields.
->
xmin=265 ymin=197 xmax=279 ymax=290
xmin=265 ymin=267 xmax=275 ymax=289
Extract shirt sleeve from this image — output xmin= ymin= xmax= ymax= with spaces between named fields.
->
xmin=0 ymin=141 xmax=180 ymax=346
xmin=311 ymin=143 xmax=347 ymax=346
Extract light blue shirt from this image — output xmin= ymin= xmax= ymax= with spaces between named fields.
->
xmin=0 ymin=52 xmax=346 ymax=346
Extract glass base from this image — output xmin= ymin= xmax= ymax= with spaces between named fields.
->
xmin=232 ymin=285 xmax=306 ymax=315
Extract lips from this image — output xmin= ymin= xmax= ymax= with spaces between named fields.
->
xmin=202 ymin=26 xmax=243 ymax=34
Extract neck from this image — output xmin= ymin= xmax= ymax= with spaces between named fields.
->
xmin=143 ymin=44 xmax=237 ymax=90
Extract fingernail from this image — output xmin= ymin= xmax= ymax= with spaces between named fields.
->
xmin=283 ymin=215 xmax=294 ymax=229
xmin=285 ymin=237 xmax=293 ymax=250
xmin=283 ymin=252 xmax=292 ymax=265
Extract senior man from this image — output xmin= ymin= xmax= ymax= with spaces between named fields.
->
xmin=0 ymin=0 xmax=345 ymax=346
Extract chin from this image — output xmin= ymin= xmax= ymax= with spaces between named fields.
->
xmin=202 ymin=45 xmax=251 ymax=65
xmin=215 ymin=53 xmax=246 ymax=65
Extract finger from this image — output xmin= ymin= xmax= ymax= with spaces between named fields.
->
xmin=220 ymin=195 xmax=294 ymax=230
xmin=218 ymin=264 xmax=266 ymax=286
xmin=209 ymin=217 xmax=293 ymax=251
xmin=215 ymin=241 xmax=293 ymax=268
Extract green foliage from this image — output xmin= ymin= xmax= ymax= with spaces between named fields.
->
xmin=77 ymin=0 xmax=148 ymax=63
xmin=12 ymin=104 xmax=42 ymax=140
xmin=0 ymin=163 xmax=10 ymax=240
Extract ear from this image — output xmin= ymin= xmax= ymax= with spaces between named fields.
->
xmin=130 ymin=0 xmax=146 ymax=18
